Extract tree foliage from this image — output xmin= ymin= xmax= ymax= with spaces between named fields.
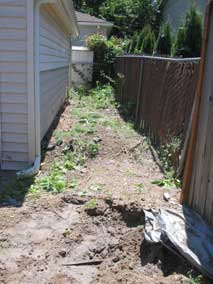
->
xmin=155 ymin=23 xmax=172 ymax=55
xmin=174 ymin=5 xmax=202 ymax=57
xmin=73 ymin=0 xmax=84 ymax=10
xmin=141 ymin=26 xmax=156 ymax=54
xmin=99 ymin=0 xmax=163 ymax=37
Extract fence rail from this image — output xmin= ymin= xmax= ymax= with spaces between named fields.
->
xmin=116 ymin=55 xmax=200 ymax=144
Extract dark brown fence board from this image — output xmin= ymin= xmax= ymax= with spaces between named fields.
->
xmin=116 ymin=56 xmax=199 ymax=144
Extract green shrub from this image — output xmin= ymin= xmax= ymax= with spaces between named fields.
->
xmin=86 ymin=34 xmax=123 ymax=84
xmin=174 ymin=5 xmax=202 ymax=57
xmin=155 ymin=23 xmax=173 ymax=56
xmin=141 ymin=26 xmax=156 ymax=54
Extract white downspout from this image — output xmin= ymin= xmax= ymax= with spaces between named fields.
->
xmin=17 ymin=0 xmax=51 ymax=178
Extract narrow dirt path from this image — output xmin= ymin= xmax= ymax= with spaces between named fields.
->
xmin=0 ymin=87 xmax=201 ymax=284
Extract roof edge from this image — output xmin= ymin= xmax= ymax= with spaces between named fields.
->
xmin=78 ymin=21 xmax=113 ymax=28
xmin=52 ymin=0 xmax=79 ymax=36
xmin=36 ymin=0 xmax=79 ymax=36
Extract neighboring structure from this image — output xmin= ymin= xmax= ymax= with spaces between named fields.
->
xmin=73 ymin=11 xmax=113 ymax=46
xmin=0 ymin=0 xmax=78 ymax=171
xmin=163 ymin=0 xmax=209 ymax=33
xmin=71 ymin=46 xmax=94 ymax=87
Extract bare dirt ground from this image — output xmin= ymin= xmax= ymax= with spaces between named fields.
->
xmin=0 ymin=90 xmax=206 ymax=284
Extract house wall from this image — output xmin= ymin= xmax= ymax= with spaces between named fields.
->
xmin=0 ymin=0 xmax=29 ymax=170
xmin=73 ymin=25 xmax=108 ymax=46
xmin=163 ymin=0 xmax=208 ymax=33
xmin=39 ymin=6 xmax=70 ymax=139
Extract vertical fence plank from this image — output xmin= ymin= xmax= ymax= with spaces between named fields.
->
xmin=116 ymin=56 xmax=199 ymax=145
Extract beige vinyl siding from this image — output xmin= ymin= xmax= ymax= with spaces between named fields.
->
xmin=0 ymin=0 xmax=28 ymax=170
xmin=39 ymin=6 xmax=70 ymax=138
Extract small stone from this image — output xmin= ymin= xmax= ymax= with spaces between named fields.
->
xmin=59 ymin=250 xmax=67 ymax=258
xmin=46 ymin=144 xmax=55 ymax=151
xmin=112 ymin=256 xmax=120 ymax=263
xmin=163 ymin=192 xmax=171 ymax=202
xmin=93 ymin=137 xmax=102 ymax=144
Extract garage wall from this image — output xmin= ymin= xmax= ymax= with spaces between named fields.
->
xmin=0 ymin=0 xmax=29 ymax=170
xmin=39 ymin=6 xmax=70 ymax=138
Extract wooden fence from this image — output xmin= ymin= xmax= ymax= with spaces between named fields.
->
xmin=182 ymin=2 xmax=213 ymax=226
xmin=116 ymin=56 xmax=200 ymax=144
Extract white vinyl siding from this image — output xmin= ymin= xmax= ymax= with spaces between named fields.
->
xmin=0 ymin=0 xmax=28 ymax=170
xmin=39 ymin=6 xmax=70 ymax=138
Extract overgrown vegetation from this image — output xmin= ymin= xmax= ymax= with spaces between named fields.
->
xmin=151 ymin=135 xmax=182 ymax=188
xmin=79 ymin=0 xmax=202 ymax=69
xmin=25 ymin=84 xmax=134 ymax=197
xmin=173 ymin=5 xmax=202 ymax=57
xmin=74 ymin=0 xmax=165 ymax=37
xmin=155 ymin=22 xmax=172 ymax=56
xmin=187 ymin=271 xmax=203 ymax=284
xmin=125 ymin=4 xmax=202 ymax=57
xmin=86 ymin=35 xmax=124 ymax=84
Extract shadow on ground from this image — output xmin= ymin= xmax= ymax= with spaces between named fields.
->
xmin=0 ymin=103 xmax=68 ymax=208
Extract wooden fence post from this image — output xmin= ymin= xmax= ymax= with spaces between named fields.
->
xmin=180 ymin=2 xmax=213 ymax=204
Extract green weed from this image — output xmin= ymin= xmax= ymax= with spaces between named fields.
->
xmin=125 ymin=170 xmax=137 ymax=177
xmin=53 ymin=130 xmax=70 ymax=145
xmin=187 ymin=272 xmax=203 ymax=284
xmin=135 ymin=182 xmax=145 ymax=193
xmin=88 ymin=84 xmax=115 ymax=109
xmin=85 ymin=198 xmax=97 ymax=210
xmin=30 ymin=172 xmax=67 ymax=194
xmin=152 ymin=171 xmax=181 ymax=189
xmin=158 ymin=136 xmax=181 ymax=173
xmin=88 ymin=183 xmax=104 ymax=192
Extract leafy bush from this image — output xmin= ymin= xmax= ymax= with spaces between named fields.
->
xmin=86 ymin=34 xmax=123 ymax=83
xmin=173 ymin=5 xmax=202 ymax=57
xmin=155 ymin=23 xmax=173 ymax=56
